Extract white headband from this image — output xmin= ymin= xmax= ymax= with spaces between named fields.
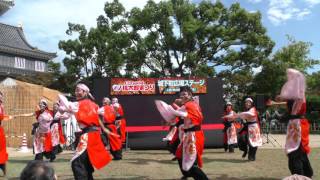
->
xmin=76 ymin=83 xmax=90 ymax=93
xmin=76 ymin=83 xmax=95 ymax=100
xmin=112 ymin=98 xmax=118 ymax=103
xmin=245 ymin=98 xmax=253 ymax=103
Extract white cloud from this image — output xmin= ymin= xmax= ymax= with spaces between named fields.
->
xmin=296 ymin=8 xmax=311 ymax=19
xmin=267 ymin=0 xmax=315 ymax=25
xmin=303 ymin=0 xmax=320 ymax=7
xmin=269 ymin=0 xmax=293 ymax=8
xmin=247 ymin=0 xmax=263 ymax=3
xmin=116 ymin=0 xmax=161 ymax=10
xmin=0 ymin=0 xmax=161 ymax=64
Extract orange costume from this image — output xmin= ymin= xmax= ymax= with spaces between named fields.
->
xmin=58 ymin=84 xmax=112 ymax=180
xmin=99 ymin=104 xmax=122 ymax=160
xmin=34 ymin=109 xmax=54 ymax=160
xmin=223 ymin=108 xmax=237 ymax=153
xmin=0 ymin=105 xmax=8 ymax=169
xmin=113 ymin=102 xmax=126 ymax=143
xmin=175 ymin=100 xmax=207 ymax=179
xmin=284 ymin=99 xmax=313 ymax=178
xmin=154 ymin=87 xmax=208 ymax=179
xmin=72 ymin=99 xmax=112 ymax=169
xmin=278 ymin=68 xmax=313 ymax=178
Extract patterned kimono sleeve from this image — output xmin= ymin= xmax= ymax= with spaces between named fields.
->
xmin=97 ymin=107 xmax=104 ymax=116
xmin=54 ymin=111 xmax=71 ymax=121
xmin=59 ymin=102 xmax=79 ymax=114
xmin=173 ymin=107 xmax=188 ymax=118
xmin=238 ymin=108 xmax=256 ymax=121
xmin=291 ymin=99 xmax=303 ymax=115
xmin=224 ymin=111 xmax=235 ymax=121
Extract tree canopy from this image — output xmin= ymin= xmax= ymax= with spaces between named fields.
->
xmin=251 ymin=36 xmax=319 ymax=97
xmin=59 ymin=0 xmax=274 ymax=79
xmin=56 ymin=0 xmax=319 ymax=101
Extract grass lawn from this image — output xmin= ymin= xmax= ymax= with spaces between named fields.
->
xmin=2 ymin=148 xmax=319 ymax=180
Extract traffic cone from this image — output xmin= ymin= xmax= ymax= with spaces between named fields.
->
xmin=19 ymin=133 xmax=30 ymax=153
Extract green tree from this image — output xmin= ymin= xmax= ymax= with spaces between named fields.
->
xmin=59 ymin=0 xmax=274 ymax=79
xmin=59 ymin=23 xmax=94 ymax=79
xmin=251 ymin=36 xmax=319 ymax=97
xmin=307 ymin=71 xmax=320 ymax=95
xmin=218 ymin=67 xmax=254 ymax=105
xmin=126 ymin=0 xmax=274 ymax=77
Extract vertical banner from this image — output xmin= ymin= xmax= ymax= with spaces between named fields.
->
xmin=111 ymin=78 xmax=156 ymax=95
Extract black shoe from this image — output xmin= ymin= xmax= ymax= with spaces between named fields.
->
xmin=229 ymin=148 xmax=234 ymax=153
xmin=224 ymin=144 xmax=228 ymax=152
xmin=248 ymin=157 xmax=255 ymax=161
xmin=0 ymin=164 xmax=6 ymax=176
xmin=49 ymin=154 xmax=56 ymax=162
xmin=50 ymin=157 xmax=56 ymax=162
xmin=242 ymin=151 xmax=247 ymax=158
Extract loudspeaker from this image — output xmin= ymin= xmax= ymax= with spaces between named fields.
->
xmin=256 ymin=94 xmax=266 ymax=110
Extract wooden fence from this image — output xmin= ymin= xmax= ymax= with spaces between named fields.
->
xmin=0 ymin=78 xmax=60 ymax=148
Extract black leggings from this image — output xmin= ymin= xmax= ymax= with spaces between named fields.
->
xmin=34 ymin=152 xmax=53 ymax=161
xmin=0 ymin=164 xmax=5 ymax=174
xmin=238 ymin=132 xmax=258 ymax=160
xmin=178 ymin=159 xmax=209 ymax=180
xmin=288 ymin=146 xmax=313 ymax=178
xmin=71 ymin=150 xmax=94 ymax=180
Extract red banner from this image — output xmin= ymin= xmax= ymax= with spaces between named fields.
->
xmin=111 ymin=78 xmax=156 ymax=95
xmin=110 ymin=77 xmax=207 ymax=95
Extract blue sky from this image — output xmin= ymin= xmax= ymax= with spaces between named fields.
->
xmin=0 ymin=0 xmax=319 ymax=73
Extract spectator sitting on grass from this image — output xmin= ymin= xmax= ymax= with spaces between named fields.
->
xmin=20 ymin=160 xmax=57 ymax=180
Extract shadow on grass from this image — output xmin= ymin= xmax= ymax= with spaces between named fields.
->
xmin=58 ymin=176 xmax=150 ymax=180
xmin=51 ymin=158 xmax=71 ymax=163
xmin=202 ymin=157 xmax=247 ymax=163
xmin=8 ymin=177 xmax=19 ymax=180
xmin=8 ymin=159 xmax=31 ymax=164
xmin=126 ymin=158 xmax=176 ymax=165
xmin=126 ymin=156 xmax=247 ymax=165
xmin=98 ymin=177 xmax=149 ymax=180
xmin=127 ymin=151 xmax=170 ymax=155
xmin=8 ymin=157 xmax=71 ymax=164
xmin=215 ymin=174 xmax=279 ymax=180
xmin=205 ymin=150 xmax=232 ymax=154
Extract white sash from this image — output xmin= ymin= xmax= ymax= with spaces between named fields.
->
xmin=285 ymin=119 xmax=301 ymax=154
xmin=71 ymin=133 xmax=88 ymax=162
xmin=162 ymin=126 xmax=177 ymax=141
xmin=248 ymin=123 xmax=262 ymax=147
xmin=50 ymin=123 xmax=60 ymax=147
xmin=227 ymin=123 xmax=237 ymax=145
xmin=33 ymin=129 xmax=45 ymax=154
xmin=182 ymin=132 xmax=197 ymax=171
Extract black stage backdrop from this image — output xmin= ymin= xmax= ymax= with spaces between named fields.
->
xmin=93 ymin=78 xmax=224 ymax=149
